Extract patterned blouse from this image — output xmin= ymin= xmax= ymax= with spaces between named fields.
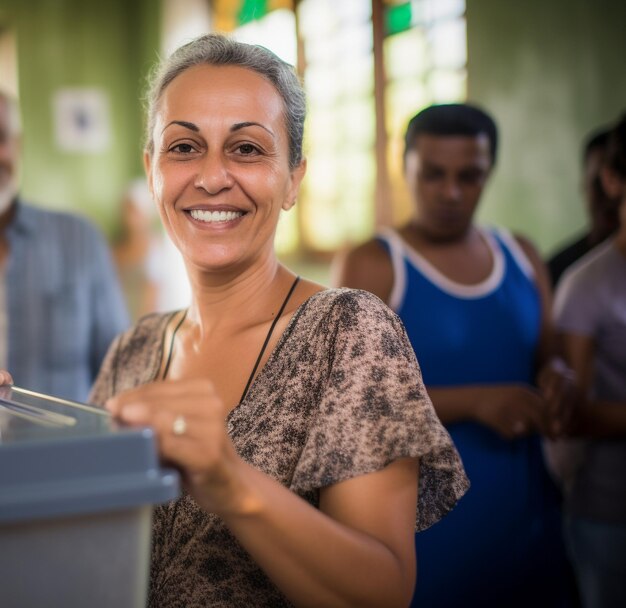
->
xmin=90 ymin=288 xmax=468 ymax=607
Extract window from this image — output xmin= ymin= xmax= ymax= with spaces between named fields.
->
xmin=167 ymin=0 xmax=467 ymax=256
xmin=383 ymin=0 xmax=466 ymax=223
xmin=0 ymin=26 xmax=19 ymax=98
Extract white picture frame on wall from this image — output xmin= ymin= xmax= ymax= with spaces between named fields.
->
xmin=53 ymin=88 xmax=111 ymax=153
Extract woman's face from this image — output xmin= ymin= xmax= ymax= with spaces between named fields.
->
xmin=145 ymin=64 xmax=305 ymax=274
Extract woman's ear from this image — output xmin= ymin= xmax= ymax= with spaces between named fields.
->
xmin=143 ymin=151 xmax=155 ymax=199
xmin=283 ymin=158 xmax=307 ymax=211
xmin=600 ymin=164 xmax=625 ymax=200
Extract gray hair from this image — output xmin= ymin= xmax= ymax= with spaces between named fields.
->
xmin=144 ymin=34 xmax=306 ymax=170
xmin=0 ymin=88 xmax=22 ymax=136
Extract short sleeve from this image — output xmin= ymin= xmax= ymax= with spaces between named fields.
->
xmin=291 ymin=290 xmax=469 ymax=531
xmin=88 ymin=313 xmax=168 ymax=407
xmin=554 ymin=263 xmax=602 ymax=338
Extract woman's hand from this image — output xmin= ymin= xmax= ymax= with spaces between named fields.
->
xmin=106 ymin=379 xmax=417 ymax=607
xmin=0 ymin=370 xmax=14 ymax=385
xmin=474 ymin=385 xmax=547 ymax=439
xmin=105 ymin=379 xmax=253 ymax=516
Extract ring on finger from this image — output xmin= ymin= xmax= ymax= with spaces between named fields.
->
xmin=172 ymin=414 xmax=187 ymax=436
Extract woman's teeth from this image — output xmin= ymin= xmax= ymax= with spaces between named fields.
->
xmin=189 ymin=209 xmax=243 ymax=223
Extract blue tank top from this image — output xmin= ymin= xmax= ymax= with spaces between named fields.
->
xmin=378 ymin=227 xmax=569 ymax=608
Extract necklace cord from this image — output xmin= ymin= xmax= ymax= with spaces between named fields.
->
xmin=160 ymin=275 xmax=301 ymax=405
xmin=239 ymin=275 xmax=300 ymax=404
xmin=161 ymin=309 xmax=188 ymax=380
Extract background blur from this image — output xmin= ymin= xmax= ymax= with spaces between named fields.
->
xmin=1 ymin=0 xmax=625 ymax=285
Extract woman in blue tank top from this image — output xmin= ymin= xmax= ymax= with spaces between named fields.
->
xmin=334 ymin=104 xmax=575 ymax=607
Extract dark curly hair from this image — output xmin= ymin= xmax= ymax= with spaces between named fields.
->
xmin=404 ymin=103 xmax=498 ymax=164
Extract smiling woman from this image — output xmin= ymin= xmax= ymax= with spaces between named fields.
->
xmin=144 ymin=62 xmax=304 ymax=275
xmin=74 ymin=34 xmax=469 ymax=607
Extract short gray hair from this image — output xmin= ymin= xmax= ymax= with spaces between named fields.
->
xmin=144 ymin=34 xmax=306 ymax=170
xmin=0 ymin=88 xmax=22 ymax=136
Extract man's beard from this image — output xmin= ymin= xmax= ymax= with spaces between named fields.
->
xmin=0 ymin=180 xmax=17 ymax=215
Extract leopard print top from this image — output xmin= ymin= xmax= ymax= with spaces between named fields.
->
xmin=90 ymin=288 xmax=468 ymax=608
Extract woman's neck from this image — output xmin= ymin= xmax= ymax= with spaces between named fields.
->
xmin=184 ymin=256 xmax=291 ymax=336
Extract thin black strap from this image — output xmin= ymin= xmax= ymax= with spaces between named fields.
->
xmin=161 ymin=309 xmax=188 ymax=380
xmin=239 ymin=275 xmax=300 ymax=404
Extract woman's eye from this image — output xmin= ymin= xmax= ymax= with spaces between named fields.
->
xmin=237 ymin=143 xmax=258 ymax=155
xmin=170 ymin=143 xmax=195 ymax=154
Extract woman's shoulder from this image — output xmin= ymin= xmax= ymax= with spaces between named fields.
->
xmin=294 ymin=287 xmax=410 ymax=356
xmin=90 ymin=311 xmax=174 ymax=403
xmin=303 ymin=287 xmax=395 ymax=319
xmin=109 ymin=311 xmax=174 ymax=378
xmin=117 ymin=311 xmax=173 ymax=351
xmin=557 ymin=239 xmax=617 ymax=301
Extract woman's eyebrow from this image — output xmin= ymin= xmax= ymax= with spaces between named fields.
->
xmin=231 ymin=121 xmax=274 ymax=138
xmin=162 ymin=120 xmax=199 ymax=134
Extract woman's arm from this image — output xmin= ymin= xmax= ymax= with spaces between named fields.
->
xmin=224 ymin=457 xmax=418 ymax=608
xmin=106 ymin=379 xmax=418 ymax=608
xmin=514 ymin=234 xmax=576 ymax=435
xmin=562 ymin=332 xmax=626 ymax=437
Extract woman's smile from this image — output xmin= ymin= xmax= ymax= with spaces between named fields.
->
xmin=187 ymin=208 xmax=246 ymax=225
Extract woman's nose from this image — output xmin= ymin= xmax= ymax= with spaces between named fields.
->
xmin=194 ymin=152 xmax=235 ymax=195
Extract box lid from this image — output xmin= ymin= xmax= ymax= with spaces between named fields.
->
xmin=0 ymin=386 xmax=180 ymax=524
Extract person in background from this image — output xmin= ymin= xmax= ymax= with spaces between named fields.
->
xmin=548 ymin=127 xmax=620 ymax=286
xmin=113 ymin=178 xmax=162 ymax=321
xmin=333 ymin=103 xmax=574 ymax=607
xmin=0 ymin=88 xmax=129 ymax=401
xmin=0 ymin=35 xmax=469 ymax=607
xmin=553 ymin=112 xmax=626 ymax=608
xmin=113 ymin=178 xmax=192 ymax=321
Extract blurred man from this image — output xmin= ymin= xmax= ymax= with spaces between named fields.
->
xmin=0 ymin=89 xmax=128 ymax=401
xmin=548 ymin=128 xmax=619 ymax=286
xmin=333 ymin=103 xmax=573 ymax=607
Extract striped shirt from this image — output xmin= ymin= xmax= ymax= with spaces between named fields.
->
xmin=5 ymin=200 xmax=129 ymax=401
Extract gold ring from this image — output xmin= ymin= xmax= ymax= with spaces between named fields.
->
xmin=172 ymin=415 xmax=187 ymax=436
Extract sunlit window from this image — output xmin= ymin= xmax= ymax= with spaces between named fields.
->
xmin=297 ymin=0 xmax=375 ymax=254
xmin=384 ymin=0 xmax=467 ymax=224
xmin=161 ymin=0 xmax=212 ymax=57
xmin=0 ymin=27 xmax=19 ymax=98
xmin=167 ymin=0 xmax=467 ymax=256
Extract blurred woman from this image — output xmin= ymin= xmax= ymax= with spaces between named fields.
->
xmin=554 ymin=113 xmax=626 ymax=608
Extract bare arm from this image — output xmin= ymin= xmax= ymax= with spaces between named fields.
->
xmin=223 ymin=456 xmax=418 ymax=608
xmin=515 ymin=234 xmax=577 ymax=435
xmin=513 ymin=234 xmax=557 ymax=370
xmin=427 ymin=385 xmax=546 ymax=438
xmin=561 ymin=332 xmax=626 ymax=437
xmin=330 ymin=240 xmax=394 ymax=303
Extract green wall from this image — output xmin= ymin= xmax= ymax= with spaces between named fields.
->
xmin=0 ymin=0 xmax=160 ymax=236
xmin=467 ymin=0 xmax=626 ymax=256
xmin=3 ymin=0 xmax=625 ymax=252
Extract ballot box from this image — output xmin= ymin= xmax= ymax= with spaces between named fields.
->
xmin=0 ymin=385 xmax=180 ymax=608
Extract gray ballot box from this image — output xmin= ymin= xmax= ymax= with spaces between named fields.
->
xmin=0 ymin=385 xmax=180 ymax=608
